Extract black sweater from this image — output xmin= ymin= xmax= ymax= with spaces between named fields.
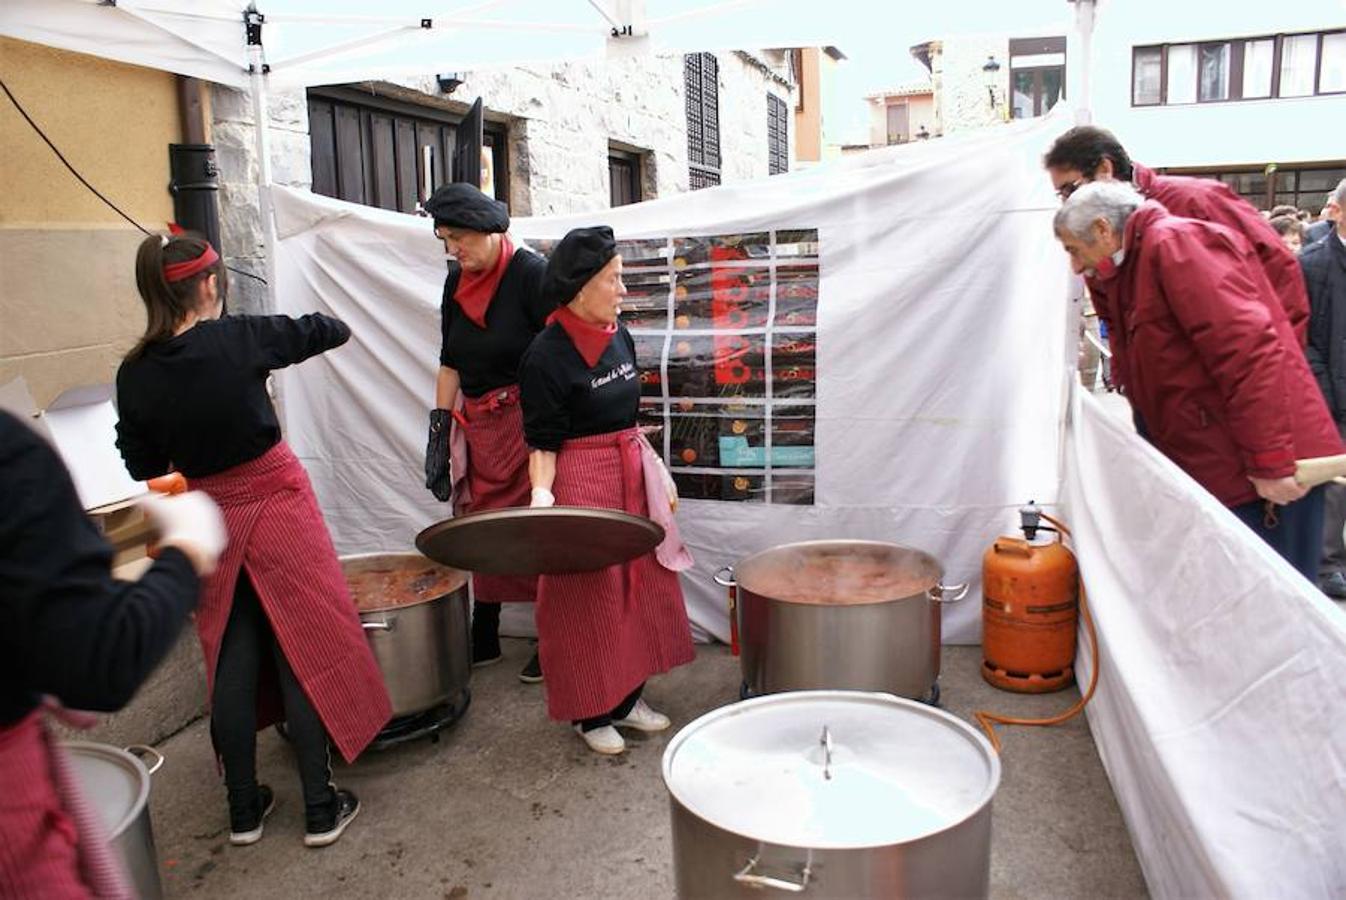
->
xmin=115 ymin=314 xmax=350 ymax=479
xmin=439 ymin=249 xmax=551 ymax=398
xmin=519 ymin=324 xmax=640 ymax=452
xmin=0 ymin=411 xmax=200 ymax=725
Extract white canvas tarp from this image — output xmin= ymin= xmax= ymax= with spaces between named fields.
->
xmin=1064 ymin=387 xmax=1346 ymax=897
xmin=270 ymin=115 xmax=1073 ymax=645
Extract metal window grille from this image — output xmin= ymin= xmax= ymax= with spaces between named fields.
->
xmin=767 ymin=93 xmax=789 ymax=175
xmin=685 ymin=53 xmax=722 ymax=188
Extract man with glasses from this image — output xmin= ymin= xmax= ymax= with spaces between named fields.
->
xmin=1044 ymin=126 xmax=1309 ymax=361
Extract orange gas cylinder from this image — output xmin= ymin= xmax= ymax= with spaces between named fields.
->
xmin=981 ymin=532 xmax=1078 ymax=693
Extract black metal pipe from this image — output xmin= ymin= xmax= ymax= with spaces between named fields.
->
xmin=168 ymin=143 xmax=221 ymax=253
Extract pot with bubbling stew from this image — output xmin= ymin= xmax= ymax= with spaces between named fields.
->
xmin=342 ymin=554 xmax=471 ymax=719
xmin=714 ymin=541 xmax=967 ymax=702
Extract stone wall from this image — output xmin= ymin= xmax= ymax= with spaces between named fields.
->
xmin=208 ymin=52 xmax=794 ymax=292
xmin=929 ymin=36 xmax=1012 ymax=134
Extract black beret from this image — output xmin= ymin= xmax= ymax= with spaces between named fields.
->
xmin=541 ymin=226 xmax=617 ymax=307
xmin=423 ymin=183 xmax=509 ymax=233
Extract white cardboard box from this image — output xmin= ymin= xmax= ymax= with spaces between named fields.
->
xmin=1 ymin=377 xmax=146 ymax=512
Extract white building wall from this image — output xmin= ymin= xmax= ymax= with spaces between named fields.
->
xmin=1089 ymin=0 xmax=1346 ymax=168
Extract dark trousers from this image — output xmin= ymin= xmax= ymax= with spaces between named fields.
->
xmin=1319 ymin=421 xmax=1346 ymax=581
xmin=1230 ymin=486 xmax=1327 ymax=582
xmin=574 ymin=683 xmax=644 ymax=732
xmin=212 ymin=571 xmax=335 ymax=814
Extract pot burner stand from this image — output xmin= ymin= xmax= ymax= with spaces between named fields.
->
xmin=370 ymin=687 xmax=472 ymax=751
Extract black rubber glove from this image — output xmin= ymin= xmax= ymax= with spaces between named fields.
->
xmin=425 ymin=409 xmax=453 ymax=502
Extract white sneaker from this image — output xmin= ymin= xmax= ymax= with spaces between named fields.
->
xmin=612 ymin=699 xmax=671 ymax=733
xmin=574 ymin=724 xmax=625 ymax=755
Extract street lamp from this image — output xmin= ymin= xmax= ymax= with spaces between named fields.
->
xmin=982 ymin=55 xmax=1002 ymax=109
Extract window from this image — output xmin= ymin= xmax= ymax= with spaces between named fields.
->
xmin=306 ymin=87 xmax=508 ymax=213
xmin=767 ymin=93 xmax=789 ymax=174
xmin=1165 ymin=164 xmax=1346 ymax=215
xmin=685 ymin=52 xmax=721 ymax=189
xmin=1319 ymin=31 xmax=1346 ymax=93
xmin=1132 ymin=46 xmax=1163 ymax=105
xmin=1009 ymin=36 xmax=1066 ymax=119
xmin=1199 ymin=42 xmax=1230 ymax=101
xmin=1133 ymin=31 xmax=1346 ymax=105
xmin=608 ymin=147 xmax=642 ymax=207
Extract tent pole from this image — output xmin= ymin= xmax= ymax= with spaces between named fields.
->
xmin=1073 ymin=0 xmax=1096 ymax=125
xmin=246 ymin=14 xmax=277 ymax=315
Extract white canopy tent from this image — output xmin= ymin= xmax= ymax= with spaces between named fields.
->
xmin=6 ymin=3 xmax=1346 ymax=896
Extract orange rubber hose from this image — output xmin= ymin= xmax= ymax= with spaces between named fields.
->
xmin=974 ymin=512 xmax=1100 ymax=754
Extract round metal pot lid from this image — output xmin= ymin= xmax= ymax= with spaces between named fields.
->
xmin=662 ymin=691 xmax=999 ymax=849
xmin=416 ymin=507 xmax=663 ymax=575
xmin=62 ymin=742 xmax=151 ymax=840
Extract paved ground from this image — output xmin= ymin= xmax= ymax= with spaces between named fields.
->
xmin=144 ymin=640 xmax=1146 ymax=899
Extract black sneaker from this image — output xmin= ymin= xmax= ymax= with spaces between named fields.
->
xmin=1321 ymin=571 xmax=1346 ymax=600
xmin=304 ymin=788 xmax=360 ymax=848
xmin=518 ymin=651 xmax=543 ymax=684
xmin=229 ymin=784 xmax=276 ymax=846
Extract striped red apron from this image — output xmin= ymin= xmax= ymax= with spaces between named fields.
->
xmin=193 ymin=442 xmax=392 ymax=763
xmin=0 ymin=710 xmax=129 ymax=899
xmin=453 ymin=385 xmax=538 ymax=604
xmin=536 ymin=427 xmax=695 ymax=721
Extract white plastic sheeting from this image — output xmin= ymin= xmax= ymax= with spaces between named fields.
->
xmin=270 ymin=115 xmax=1072 ymax=645
xmin=0 ymin=0 xmax=850 ymax=90
xmin=1064 ymin=387 xmax=1346 ymax=898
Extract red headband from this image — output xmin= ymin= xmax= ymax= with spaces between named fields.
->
xmin=163 ymin=243 xmax=220 ymax=283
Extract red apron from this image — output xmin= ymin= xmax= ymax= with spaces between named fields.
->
xmin=453 ymin=385 xmax=538 ymax=604
xmin=0 ymin=710 xmax=129 ymax=899
xmin=536 ymin=427 xmax=695 ymax=721
xmin=193 ymin=442 xmax=391 ymax=763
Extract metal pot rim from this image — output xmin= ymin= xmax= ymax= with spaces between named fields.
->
xmin=341 ymin=552 xmax=468 ymax=612
xmin=62 ymin=741 xmax=151 ymax=840
xmin=661 ymin=690 xmax=1001 ymax=850
xmin=733 ymin=540 xmax=943 ymax=606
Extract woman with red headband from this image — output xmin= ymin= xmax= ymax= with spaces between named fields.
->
xmin=114 ymin=232 xmax=391 ymax=849
xmin=423 ymin=183 xmax=550 ymax=681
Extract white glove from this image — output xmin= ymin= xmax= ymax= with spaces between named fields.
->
xmin=530 ymin=487 xmax=556 ymax=508
xmin=139 ymin=491 xmax=227 ymax=575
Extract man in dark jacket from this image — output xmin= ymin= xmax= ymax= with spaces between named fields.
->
xmin=1304 ymin=183 xmax=1342 ymax=247
xmin=1044 ymin=127 xmax=1310 ymax=399
xmin=1303 ymin=177 xmax=1346 ymax=597
xmin=1054 ymin=182 xmax=1343 ymax=580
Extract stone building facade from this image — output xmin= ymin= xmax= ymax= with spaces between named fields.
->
xmin=211 ymin=51 xmax=795 ymax=314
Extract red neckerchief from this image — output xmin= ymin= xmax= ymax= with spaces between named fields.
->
xmin=547 ymin=304 xmax=616 ymax=368
xmin=454 ymin=234 xmax=513 ymax=328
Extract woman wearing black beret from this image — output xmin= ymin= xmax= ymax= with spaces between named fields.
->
xmin=518 ymin=226 xmax=694 ymax=755
xmin=423 ymin=183 xmax=550 ymax=682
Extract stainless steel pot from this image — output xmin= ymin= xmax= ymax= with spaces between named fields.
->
xmin=716 ymin=540 xmax=967 ymax=701
xmin=342 ymin=553 xmax=471 ymax=719
xmin=64 ymin=741 xmax=165 ymax=900
xmin=663 ymin=691 xmax=1000 ymax=899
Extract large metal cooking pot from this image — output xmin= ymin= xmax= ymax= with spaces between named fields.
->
xmin=663 ymin=691 xmax=1000 ymax=899
xmin=716 ymin=540 xmax=967 ymax=702
xmin=342 ymin=553 xmax=471 ymax=719
xmin=64 ymin=741 xmax=165 ymax=900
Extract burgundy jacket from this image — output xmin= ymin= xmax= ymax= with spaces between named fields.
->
xmin=1089 ymin=164 xmax=1311 ymax=392
xmin=1105 ymin=202 xmax=1341 ymax=507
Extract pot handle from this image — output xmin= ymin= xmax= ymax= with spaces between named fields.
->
xmin=713 ymin=566 xmax=737 ymax=588
xmin=362 ymin=616 xmax=396 ymax=632
xmin=927 ymin=581 xmax=970 ymax=603
xmin=126 ymin=744 xmax=165 ymax=776
xmin=733 ymin=849 xmax=812 ymax=893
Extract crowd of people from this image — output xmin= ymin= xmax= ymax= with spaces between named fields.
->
xmin=1054 ymin=126 xmax=1346 ymax=597
xmin=4 ymin=119 xmax=1343 ymax=895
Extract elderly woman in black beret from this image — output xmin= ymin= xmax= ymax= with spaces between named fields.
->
xmin=423 ymin=183 xmax=549 ymax=682
xmin=518 ymin=226 xmax=695 ymax=755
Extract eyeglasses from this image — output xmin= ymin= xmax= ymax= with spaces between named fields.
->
xmin=1056 ymin=179 xmax=1084 ymax=201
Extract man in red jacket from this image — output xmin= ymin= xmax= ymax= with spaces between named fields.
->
xmin=1044 ymin=127 xmax=1309 ymax=389
xmin=1054 ymin=181 xmax=1343 ymax=579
